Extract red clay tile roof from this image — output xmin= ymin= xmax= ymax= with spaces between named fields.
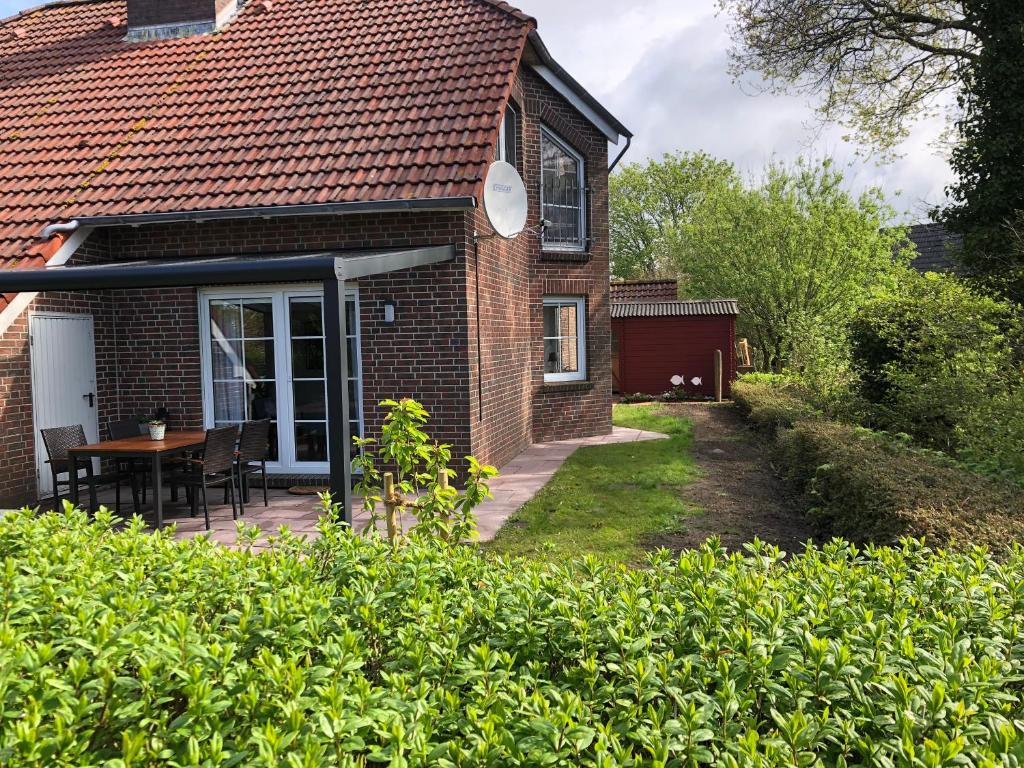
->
xmin=610 ymin=280 xmax=679 ymax=304
xmin=0 ymin=0 xmax=534 ymax=308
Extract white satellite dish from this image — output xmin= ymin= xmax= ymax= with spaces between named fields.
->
xmin=483 ymin=161 xmax=528 ymax=239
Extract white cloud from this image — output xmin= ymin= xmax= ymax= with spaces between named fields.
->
xmin=517 ymin=0 xmax=954 ymax=221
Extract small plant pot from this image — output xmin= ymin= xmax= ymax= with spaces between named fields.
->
xmin=148 ymin=423 xmax=166 ymax=441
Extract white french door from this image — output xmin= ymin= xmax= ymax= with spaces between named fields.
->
xmin=198 ymin=285 xmax=363 ymax=474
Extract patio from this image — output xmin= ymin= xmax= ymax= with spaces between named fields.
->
xmin=80 ymin=425 xmax=669 ymax=547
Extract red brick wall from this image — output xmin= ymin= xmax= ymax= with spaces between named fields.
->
xmin=467 ymin=67 xmax=614 ymax=464
xmin=522 ymin=68 xmax=614 ymax=444
xmin=0 ymin=236 xmax=120 ymax=507
xmin=104 ymin=212 xmax=475 ymax=465
xmin=612 ymin=315 xmax=737 ymax=398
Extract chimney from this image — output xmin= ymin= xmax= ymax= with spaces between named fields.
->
xmin=126 ymin=0 xmax=238 ymax=41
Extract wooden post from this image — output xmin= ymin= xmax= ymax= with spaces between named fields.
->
xmin=384 ymin=472 xmax=399 ymax=543
xmin=714 ymin=349 xmax=724 ymax=403
xmin=439 ymin=469 xmax=451 ymax=541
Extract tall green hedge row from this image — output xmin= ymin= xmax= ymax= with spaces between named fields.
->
xmin=4 ymin=508 xmax=1024 ymax=766
xmin=733 ymin=378 xmax=1024 ymax=550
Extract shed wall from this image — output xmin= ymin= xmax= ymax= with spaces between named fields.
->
xmin=613 ymin=316 xmax=736 ymax=398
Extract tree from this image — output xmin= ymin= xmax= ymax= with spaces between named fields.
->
xmin=848 ymin=271 xmax=1024 ymax=449
xmin=938 ymin=0 xmax=1024 ymax=303
xmin=671 ymin=159 xmax=911 ymax=371
xmin=721 ymin=0 xmax=980 ymax=154
xmin=609 ymin=152 xmax=739 ymax=280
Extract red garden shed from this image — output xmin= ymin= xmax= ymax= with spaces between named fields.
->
xmin=611 ymin=280 xmax=739 ymax=399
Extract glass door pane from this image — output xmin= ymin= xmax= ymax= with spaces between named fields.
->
xmin=287 ymin=294 xmax=362 ymax=465
xmin=208 ymin=299 xmax=279 ymax=461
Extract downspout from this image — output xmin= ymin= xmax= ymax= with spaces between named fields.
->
xmin=608 ymin=135 xmax=632 ymax=173
xmin=39 ymin=220 xmax=81 ymax=242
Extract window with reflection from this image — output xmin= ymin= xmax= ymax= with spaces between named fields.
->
xmin=543 ymin=297 xmax=587 ymax=382
xmin=209 ymin=299 xmax=279 ymax=460
xmin=541 ymin=128 xmax=586 ymax=250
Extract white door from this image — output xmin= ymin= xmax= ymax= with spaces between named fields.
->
xmin=30 ymin=313 xmax=100 ymax=496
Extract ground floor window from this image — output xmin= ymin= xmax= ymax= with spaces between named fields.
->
xmin=543 ymin=296 xmax=587 ymax=382
xmin=200 ymin=286 xmax=363 ymax=474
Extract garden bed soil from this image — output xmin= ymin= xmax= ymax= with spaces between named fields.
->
xmin=648 ymin=402 xmax=814 ymax=554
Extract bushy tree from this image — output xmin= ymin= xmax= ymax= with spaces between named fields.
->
xmin=849 ymin=270 xmax=1024 ymax=450
xmin=721 ymin=0 xmax=979 ymax=155
xmin=609 ymin=152 xmax=739 ymax=279
xmin=671 ymin=159 xmax=910 ymax=372
xmin=939 ymin=0 xmax=1024 ymax=302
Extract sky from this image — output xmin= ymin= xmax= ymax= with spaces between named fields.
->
xmin=0 ymin=0 xmax=955 ymax=223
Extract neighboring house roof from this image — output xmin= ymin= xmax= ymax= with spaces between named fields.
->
xmin=611 ymin=300 xmax=740 ymax=319
xmin=610 ymin=280 xmax=679 ymax=303
xmin=906 ymin=223 xmax=963 ymax=273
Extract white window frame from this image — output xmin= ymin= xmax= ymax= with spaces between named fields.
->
xmin=497 ymin=102 xmax=518 ymax=166
xmin=542 ymin=296 xmax=587 ymax=383
xmin=197 ymin=284 xmax=364 ymax=475
xmin=540 ymin=126 xmax=587 ymax=253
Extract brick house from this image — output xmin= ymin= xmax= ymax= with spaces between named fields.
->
xmin=0 ymin=0 xmax=631 ymax=512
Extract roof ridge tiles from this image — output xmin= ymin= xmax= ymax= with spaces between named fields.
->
xmin=0 ymin=0 xmax=102 ymax=27
xmin=472 ymin=0 xmax=536 ymax=25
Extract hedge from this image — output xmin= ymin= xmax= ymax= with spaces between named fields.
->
xmin=4 ymin=508 xmax=1024 ymax=766
xmin=732 ymin=378 xmax=819 ymax=435
xmin=733 ymin=378 xmax=1024 ymax=549
xmin=776 ymin=420 xmax=1024 ymax=548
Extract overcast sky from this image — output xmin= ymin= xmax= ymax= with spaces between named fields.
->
xmin=1 ymin=0 xmax=954 ymax=222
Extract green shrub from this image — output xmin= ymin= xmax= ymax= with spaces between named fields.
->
xmin=4 ymin=509 xmax=1024 ymax=766
xmin=849 ymin=271 xmax=1024 ymax=451
xmin=732 ymin=377 xmax=818 ymax=434
xmin=775 ymin=420 xmax=1024 ymax=548
xmin=957 ymin=386 xmax=1024 ymax=486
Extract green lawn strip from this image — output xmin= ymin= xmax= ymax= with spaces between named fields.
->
xmin=485 ymin=404 xmax=701 ymax=562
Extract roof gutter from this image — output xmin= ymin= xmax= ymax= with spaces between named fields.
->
xmin=44 ymin=196 xmax=478 ymax=232
xmin=527 ymin=29 xmax=633 ymax=154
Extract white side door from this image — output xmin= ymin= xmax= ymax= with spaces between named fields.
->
xmin=30 ymin=313 xmax=100 ymax=496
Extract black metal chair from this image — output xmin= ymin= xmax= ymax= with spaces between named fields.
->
xmin=235 ymin=420 xmax=271 ymax=507
xmin=106 ymin=419 xmax=145 ymax=515
xmin=173 ymin=426 xmax=242 ymax=530
xmin=40 ymin=425 xmax=109 ymax=512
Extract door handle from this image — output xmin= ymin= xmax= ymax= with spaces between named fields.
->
xmin=83 ymin=392 xmax=95 ymax=408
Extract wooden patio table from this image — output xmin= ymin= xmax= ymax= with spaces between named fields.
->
xmin=68 ymin=431 xmax=207 ymax=529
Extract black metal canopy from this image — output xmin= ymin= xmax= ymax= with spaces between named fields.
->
xmin=0 ymin=244 xmax=457 ymax=525
xmin=0 ymin=245 xmax=456 ymax=292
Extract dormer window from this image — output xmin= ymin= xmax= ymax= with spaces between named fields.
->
xmin=541 ymin=127 xmax=586 ymax=252
xmin=496 ymin=103 xmax=519 ymax=168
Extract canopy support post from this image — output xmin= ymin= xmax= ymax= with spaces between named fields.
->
xmin=323 ymin=277 xmax=353 ymax=525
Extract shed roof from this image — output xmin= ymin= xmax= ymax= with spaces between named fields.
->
xmin=611 ymin=300 xmax=739 ymax=319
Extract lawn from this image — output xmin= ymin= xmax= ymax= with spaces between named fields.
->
xmin=485 ymin=404 xmax=700 ymax=562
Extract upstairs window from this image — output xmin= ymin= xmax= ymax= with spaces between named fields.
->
xmin=496 ymin=103 xmax=519 ymax=168
xmin=541 ymin=128 xmax=586 ymax=251
xmin=543 ymin=297 xmax=587 ymax=382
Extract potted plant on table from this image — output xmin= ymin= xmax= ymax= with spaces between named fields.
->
xmin=141 ymin=407 xmax=171 ymax=441
xmin=147 ymin=419 xmax=166 ymax=441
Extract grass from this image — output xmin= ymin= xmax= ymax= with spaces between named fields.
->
xmin=485 ymin=404 xmax=700 ymax=563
